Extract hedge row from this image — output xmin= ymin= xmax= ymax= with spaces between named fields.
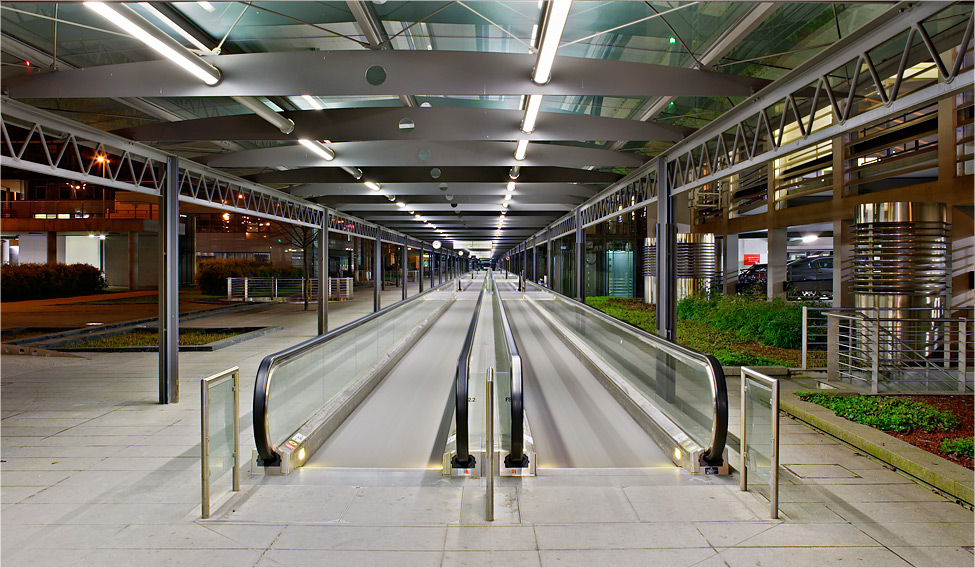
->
xmin=195 ymin=259 xmax=304 ymax=295
xmin=677 ymin=294 xmax=827 ymax=349
xmin=1 ymin=263 xmax=106 ymax=302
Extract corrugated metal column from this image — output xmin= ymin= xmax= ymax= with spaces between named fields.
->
xmin=158 ymin=156 xmax=179 ymax=404
xmin=430 ymin=248 xmax=435 ymax=289
xmin=320 ymin=218 xmax=331 ymax=329
xmin=656 ymin=156 xmax=677 ymax=341
xmin=575 ymin=209 xmax=584 ymax=302
xmin=374 ymin=236 xmax=381 ymax=312
xmin=402 ymin=237 xmax=408 ymax=301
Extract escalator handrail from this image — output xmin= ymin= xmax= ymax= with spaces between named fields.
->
xmin=489 ymin=272 xmax=527 ymax=465
xmin=253 ymin=278 xmax=459 ymax=466
xmin=452 ymin=274 xmax=486 ymax=468
xmin=523 ymin=281 xmax=728 ymax=465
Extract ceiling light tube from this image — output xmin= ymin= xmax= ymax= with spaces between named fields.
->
xmin=341 ymin=166 xmax=363 ymax=179
xmin=506 ymin=180 xmax=516 ymax=192
xmin=138 ymin=3 xmax=213 ymax=54
xmin=301 ymin=94 xmax=324 ymax=110
xmin=514 ymin=139 xmax=529 ymax=161
xmin=298 ymin=139 xmax=335 ymax=161
xmin=85 ymin=2 xmax=222 ymax=86
xmin=364 ymin=181 xmax=382 ymax=191
xmin=532 ymin=0 xmax=573 ymax=85
xmin=521 ymin=94 xmax=543 ymax=133
xmin=504 ymin=194 xmax=512 ymax=201
xmin=397 ymin=202 xmax=407 ymax=208
xmin=233 ymin=96 xmax=295 ymax=134
xmin=509 ymin=166 xmax=521 ymax=179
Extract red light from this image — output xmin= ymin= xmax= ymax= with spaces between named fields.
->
xmin=25 ymin=60 xmax=31 ymax=67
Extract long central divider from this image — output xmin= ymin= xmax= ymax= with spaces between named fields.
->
xmin=523 ymin=281 xmax=728 ymax=472
xmin=254 ymin=279 xmax=458 ymax=473
xmin=491 ymin=272 xmax=530 ymax=469
xmin=449 ymin=278 xmax=486 ymax=469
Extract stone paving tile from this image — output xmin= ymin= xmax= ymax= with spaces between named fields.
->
xmin=444 ymin=525 xmax=538 ymax=551
xmin=442 ymin=549 xmax=542 ymax=567
xmin=80 ymin=547 xmax=265 ymax=567
xmin=519 ymin=486 xmax=639 ymax=524
xmin=887 ymin=545 xmax=975 ymax=567
xmin=341 ymin=486 xmax=464 ymax=525
xmin=538 ymin=547 xmax=716 ymax=567
xmin=534 ymin=522 xmax=710 ymax=550
xmin=716 ymin=546 xmax=910 ymax=567
xmin=729 ymin=522 xmax=878 ymax=548
xmin=271 ymin=525 xmax=447 ymax=551
xmin=257 ymin=549 xmax=444 ymax=567
xmin=850 ymin=521 xmax=975 ymax=548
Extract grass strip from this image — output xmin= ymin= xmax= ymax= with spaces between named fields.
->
xmin=797 ymin=392 xmax=960 ymax=433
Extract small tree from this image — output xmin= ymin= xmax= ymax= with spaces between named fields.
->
xmin=271 ymin=222 xmax=319 ymax=310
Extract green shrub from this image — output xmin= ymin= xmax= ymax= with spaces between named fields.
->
xmin=676 ymin=294 xmax=827 ymax=349
xmin=940 ymin=437 xmax=974 ymax=458
xmin=797 ymin=392 xmax=960 ymax=433
xmin=1 ymin=263 xmax=106 ymax=301
xmin=585 ymin=297 xmax=656 ymax=332
xmin=195 ymin=259 xmax=303 ymax=295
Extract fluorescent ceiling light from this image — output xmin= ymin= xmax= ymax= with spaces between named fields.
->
xmin=364 ymin=181 xmax=382 ymax=191
xmin=521 ymin=94 xmax=543 ymax=133
xmin=138 ymin=3 xmax=212 ymax=53
xmin=298 ymin=139 xmax=335 ymax=161
xmin=341 ymin=166 xmax=363 ymax=179
xmin=533 ymin=0 xmax=572 ymax=85
xmin=197 ymin=1 xmax=215 ymax=12
xmin=415 ymin=214 xmax=422 ymax=219
xmin=301 ymin=95 xmax=324 ymax=110
xmin=514 ymin=140 xmax=529 ymax=161
xmin=506 ymin=181 xmax=516 ymax=192
xmin=802 ymin=234 xmax=818 ymax=243
xmin=85 ymin=2 xmax=221 ymax=86
xmin=397 ymin=202 xmax=406 ymax=208
xmin=504 ymin=194 xmax=512 ymax=201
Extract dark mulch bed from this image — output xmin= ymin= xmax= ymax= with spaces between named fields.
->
xmin=885 ymin=395 xmax=974 ymax=470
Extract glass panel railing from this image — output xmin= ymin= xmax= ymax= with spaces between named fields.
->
xmin=740 ymin=367 xmax=780 ymax=519
xmin=201 ymin=367 xmax=239 ymax=519
xmin=255 ymin=283 xmax=455 ymax=466
xmin=525 ymin=282 xmax=727 ymax=466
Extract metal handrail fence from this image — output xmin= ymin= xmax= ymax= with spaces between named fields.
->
xmin=801 ymin=306 xmax=829 ymax=370
xmin=826 ymin=307 xmax=973 ymax=392
xmin=226 ymin=277 xmax=353 ymax=302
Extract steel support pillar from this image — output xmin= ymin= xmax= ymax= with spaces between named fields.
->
xmin=723 ymin=233 xmax=738 ymax=295
xmin=374 ymin=237 xmax=381 ymax=312
xmin=430 ymin=249 xmax=435 ymax=290
xmin=656 ymin=156 xmax=677 ymax=341
xmin=419 ymin=244 xmax=425 ymax=293
xmin=402 ymin=237 xmax=408 ymax=301
xmin=767 ymin=227 xmax=788 ymax=298
xmin=546 ymin=228 xmax=553 ymax=290
xmin=575 ymin=209 xmax=584 ymax=302
xmin=318 ymin=213 xmax=329 ymax=334
xmin=158 ymin=156 xmax=179 ymax=404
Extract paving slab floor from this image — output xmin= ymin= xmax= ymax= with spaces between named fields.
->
xmin=2 ymin=274 xmax=972 ymax=567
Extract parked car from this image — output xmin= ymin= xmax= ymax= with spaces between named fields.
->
xmin=735 ymin=256 xmax=833 ymax=298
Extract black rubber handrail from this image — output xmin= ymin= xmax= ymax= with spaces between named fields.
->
xmin=451 ymin=276 xmax=486 ymax=468
xmin=253 ymin=278 xmax=458 ymax=466
xmin=524 ymin=281 xmax=728 ymax=466
xmin=491 ymin=272 xmax=529 ymax=468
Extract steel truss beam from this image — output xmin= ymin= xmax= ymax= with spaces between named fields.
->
xmin=505 ymin=1 xmax=974 ymax=260
xmin=113 ymin=107 xmax=688 ymax=143
xmin=4 ymin=51 xmax=770 ymax=99
xmin=248 ymin=166 xmax=621 ymax=185
xmin=0 ymin=97 xmax=439 ymax=247
xmin=202 ymin=141 xmax=645 ymax=168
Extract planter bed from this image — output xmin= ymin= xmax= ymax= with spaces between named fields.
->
xmin=53 ymin=326 xmax=281 ymax=352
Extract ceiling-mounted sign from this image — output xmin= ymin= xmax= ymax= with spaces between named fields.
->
xmin=432 ymin=240 xmax=442 ymax=250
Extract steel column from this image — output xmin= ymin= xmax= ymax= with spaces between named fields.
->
xmin=318 ymin=212 xmax=329 ymax=334
xmin=546 ymin=228 xmax=553 ymax=289
xmin=402 ymin=237 xmax=408 ymax=301
xmin=159 ymin=156 xmax=179 ymax=404
xmin=575 ymin=209 xmax=584 ymax=302
xmin=656 ymin=156 xmax=677 ymax=341
xmin=374 ymin=236 xmax=381 ymax=312
xmin=430 ymin=249 xmax=435 ymax=289
xmin=419 ymin=244 xmax=425 ymax=293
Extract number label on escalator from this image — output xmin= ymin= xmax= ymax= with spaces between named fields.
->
xmin=468 ymin=397 xmax=475 ymax=402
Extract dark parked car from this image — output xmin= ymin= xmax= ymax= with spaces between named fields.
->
xmin=736 ymin=256 xmax=833 ymax=298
